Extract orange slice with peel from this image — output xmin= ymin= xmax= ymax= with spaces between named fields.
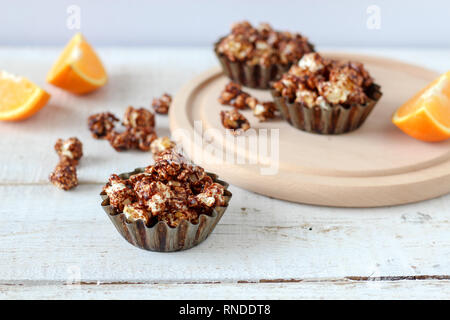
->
xmin=0 ymin=71 xmax=51 ymax=121
xmin=393 ymin=71 xmax=450 ymax=142
xmin=47 ymin=33 xmax=107 ymax=94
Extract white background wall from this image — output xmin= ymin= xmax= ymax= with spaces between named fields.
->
xmin=1 ymin=0 xmax=449 ymax=47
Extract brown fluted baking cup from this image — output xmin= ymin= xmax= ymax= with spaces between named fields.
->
xmin=100 ymin=168 xmax=232 ymax=252
xmin=214 ymin=40 xmax=290 ymax=89
xmin=271 ymin=86 xmax=382 ymax=134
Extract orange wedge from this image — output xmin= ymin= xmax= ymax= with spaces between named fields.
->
xmin=0 ymin=71 xmax=51 ymax=121
xmin=47 ymin=33 xmax=107 ymax=94
xmin=393 ymin=71 xmax=450 ymax=142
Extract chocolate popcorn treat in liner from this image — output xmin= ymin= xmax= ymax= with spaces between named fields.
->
xmin=271 ymin=53 xmax=382 ymax=134
xmin=100 ymin=150 xmax=232 ymax=252
xmin=214 ymin=21 xmax=315 ymax=89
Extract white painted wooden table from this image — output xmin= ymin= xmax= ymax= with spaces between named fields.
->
xmin=0 ymin=46 xmax=449 ymax=300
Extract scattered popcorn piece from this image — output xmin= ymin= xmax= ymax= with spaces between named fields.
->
xmin=106 ymin=130 xmax=136 ymax=152
xmin=54 ymin=137 xmax=83 ymax=165
xmin=129 ymin=127 xmax=158 ymax=152
xmin=88 ymin=112 xmax=119 ymax=139
xmin=49 ymin=161 xmax=78 ymax=191
xmin=220 ymin=109 xmax=250 ymax=133
xmin=253 ymin=102 xmax=277 ymax=122
xmin=123 ymin=106 xmax=155 ymax=129
xmin=152 ymin=93 xmax=172 ymax=114
xmin=219 ymin=81 xmax=278 ymax=122
xmin=106 ymin=127 xmax=157 ymax=152
xmin=218 ymin=82 xmax=251 ymax=109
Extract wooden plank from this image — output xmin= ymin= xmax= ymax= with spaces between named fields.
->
xmin=1 ymin=280 xmax=449 ymax=300
xmin=1 ymin=184 xmax=448 ymax=282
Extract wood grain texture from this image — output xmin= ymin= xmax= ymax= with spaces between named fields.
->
xmin=1 ymin=280 xmax=449 ymax=300
xmin=169 ymin=54 xmax=450 ymax=207
xmin=0 ymin=47 xmax=449 ymax=299
xmin=1 ymin=184 xmax=449 ymax=283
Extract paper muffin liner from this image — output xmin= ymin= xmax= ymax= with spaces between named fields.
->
xmin=271 ymin=84 xmax=382 ymax=134
xmin=214 ymin=40 xmax=290 ymax=89
xmin=100 ymin=168 xmax=232 ymax=252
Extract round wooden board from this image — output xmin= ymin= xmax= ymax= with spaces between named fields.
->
xmin=169 ymin=53 xmax=450 ymax=207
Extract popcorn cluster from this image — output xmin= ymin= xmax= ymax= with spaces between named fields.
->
xmin=150 ymin=136 xmax=176 ymax=157
xmin=216 ymin=21 xmax=314 ymax=66
xmin=49 ymin=137 xmax=83 ymax=190
xmin=219 ymin=81 xmax=278 ymax=122
xmin=103 ymin=151 xmax=227 ymax=227
xmin=218 ymin=81 xmax=278 ymax=132
xmin=220 ymin=109 xmax=251 ymax=133
xmin=88 ymin=106 xmax=157 ymax=152
xmin=88 ymin=112 xmax=119 ymax=139
xmin=273 ymin=53 xmax=376 ymax=107
xmin=152 ymin=93 xmax=172 ymax=114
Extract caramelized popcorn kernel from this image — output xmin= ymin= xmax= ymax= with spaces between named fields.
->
xmin=88 ymin=112 xmax=119 ymax=139
xmin=49 ymin=162 xmax=78 ymax=191
xmin=159 ymin=209 xmax=199 ymax=228
xmin=253 ymin=102 xmax=277 ymax=121
xmin=150 ymin=136 xmax=176 ymax=158
xmin=123 ymin=106 xmax=155 ymax=129
xmin=143 ymin=181 xmax=174 ymax=215
xmin=318 ymin=73 xmax=367 ymax=105
xmin=106 ymin=127 xmax=157 ymax=152
xmin=195 ymin=183 xmax=226 ymax=208
xmin=218 ymin=82 xmax=250 ymax=109
xmin=103 ymin=174 xmax=137 ymax=212
xmin=54 ymin=137 xmax=83 ymax=165
xmin=129 ymin=127 xmax=157 ymax=152
xmin=128 ymin=173 xmax=152 ymax=187
xmin=123 ymin=203 xmax=150 ymax=225
xmin=220 ymin=109 xmax=250 ymax=132
xmin=106 ymin=130 xmax=136 ymax=152
xmin=298 ymin=52 xmax=325 ymax=73
xmin=295 ymin=89 xmax=318 ymax=108
xmin=152 ymin=93 xmax=172 ymax=114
